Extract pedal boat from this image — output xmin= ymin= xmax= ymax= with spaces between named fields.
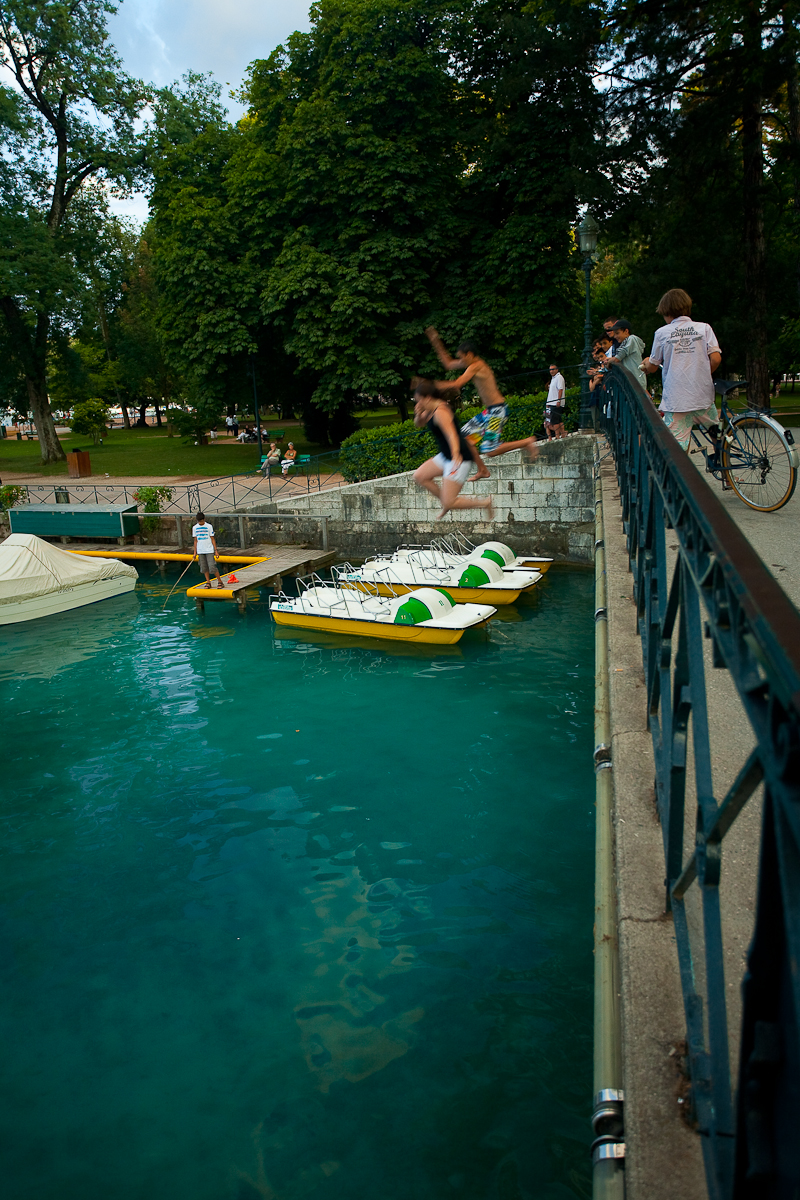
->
xmin=269 ymin=577 xmax=495 ymax=644
xmin=374 ymin=537 xmax=553 ymax=577
xmin=339 ymin=554 xmax=541 ymax=606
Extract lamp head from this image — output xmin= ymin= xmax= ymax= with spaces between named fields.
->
xmin=577 ymin=212 xmax=599 ymax=256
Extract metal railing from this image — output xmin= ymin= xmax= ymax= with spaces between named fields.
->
xmin=12 ymin=451 xmax=344 ymax=513
xmin=601 ymin=369 xmax=800 ymax=1199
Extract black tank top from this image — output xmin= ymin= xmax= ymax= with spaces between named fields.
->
xmin=426 ymin=408 xmax=472 ymax=460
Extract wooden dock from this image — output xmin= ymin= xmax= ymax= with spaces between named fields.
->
xmin=186 ymin=544 xmax=337 ymax=611
xmin=61 ymin=542 xmax=336 ymax=612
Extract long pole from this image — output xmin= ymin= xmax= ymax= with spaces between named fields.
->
xmin=581 ymin=255 xmax=593 ymax=430
xmin=251 ymin=355 xmax=262 ymax=461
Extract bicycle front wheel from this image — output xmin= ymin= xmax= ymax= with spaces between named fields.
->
xmin=721 ymin=416 xmax=798 ymax=511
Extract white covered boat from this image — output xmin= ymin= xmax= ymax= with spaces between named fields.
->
xmin=0 ymin=534 xmax=138 ymax=625
xmin=379 ymin=535 xmax=553 ymax=576
xmin=270 ymin=575 xmax=495 ymax=643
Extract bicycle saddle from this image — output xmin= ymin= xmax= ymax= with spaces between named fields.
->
xmin=714 ymin=379 xmax=748 ymax=398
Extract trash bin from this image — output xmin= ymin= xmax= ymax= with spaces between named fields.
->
xmin=55 ymin=488 xmax=70 ymax=504
xmin=66 ymin=451 xmax=91 ymax=478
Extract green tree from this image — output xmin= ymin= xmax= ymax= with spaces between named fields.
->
xmin=599 ymin=0 xmax=800 ymax=404
xmin=69 ymin=397 xmax=109 ymax=444
xmin=150 ymin=0 xmax=601 ymax=429
xmin=169 ymin=393 xmax=227 ymax=443
xmin=0 ymin=0 xmax=150 ymax=462
xmin=426 ymin=0 xmax=602 ymax=376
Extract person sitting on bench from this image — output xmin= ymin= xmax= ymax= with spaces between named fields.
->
xmin=281 ymin=443 xmax=297 ymax=477
xmin=261 ymin=442 xmax=281 ymax=473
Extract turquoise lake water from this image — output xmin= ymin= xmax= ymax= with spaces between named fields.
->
xmin=0 ymin=567 xmax=594 ymax=1200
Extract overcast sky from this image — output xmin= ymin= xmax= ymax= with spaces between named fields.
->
xmin=108 ymin=0 xmax=312 ymax=219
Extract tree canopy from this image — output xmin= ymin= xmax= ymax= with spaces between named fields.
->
xmin=1 ymin=0 xmax=797 ymax=457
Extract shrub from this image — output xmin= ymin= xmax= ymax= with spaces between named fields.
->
xmin=70 ymin=398 xmax=110 ymax=445
xmin=0 ymin=484 xmax=27 ymax=510
xmin=339 ymin=388 xmax=580 ymax=482
xmin=133 ymin=486 xmax=174 ymax=534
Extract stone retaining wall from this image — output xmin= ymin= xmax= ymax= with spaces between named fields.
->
xmin=250 ymin=435 xmax=596 ymax=563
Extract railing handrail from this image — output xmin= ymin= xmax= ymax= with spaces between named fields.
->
xmin=610 ymin=374 xmax=800 ymax=706
xmin=601 ymin=367 xmax=800 ymax=1199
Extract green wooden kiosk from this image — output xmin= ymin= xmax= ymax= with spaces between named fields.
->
xmin=9 ymin=504 xmax=140 ymax=540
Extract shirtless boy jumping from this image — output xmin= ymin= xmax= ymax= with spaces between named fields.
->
xmin=425 ymin=328 xmax=538 ymax=479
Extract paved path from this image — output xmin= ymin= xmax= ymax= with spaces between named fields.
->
xmin=689 ymin=448 xmax=800 ymax=606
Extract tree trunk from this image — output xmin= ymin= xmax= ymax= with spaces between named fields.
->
xmin=97 ymin=303 xmax=129 ymax=428
xmin=154 ymin=402 xmax=162 ymax=427
xmin=396 ymin=396 xmax=409 ymax=422
xmin=136 ymin=403 xmax=148 ymax=427
xmin=742 ymin=5 xmax=769 ymax=408
xmin=26 ymin=374 xmax=66 ymax=464
xmin=0 ymin=299 xmax=65 ymax=463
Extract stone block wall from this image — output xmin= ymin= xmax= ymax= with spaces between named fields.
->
xmin=248 ymin=435 xmax=596 ymax=563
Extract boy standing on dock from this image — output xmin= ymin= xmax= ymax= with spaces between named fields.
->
xmin=192 ymin=512 xmax=223 ymax=589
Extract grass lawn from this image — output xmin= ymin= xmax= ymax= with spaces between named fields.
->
xmin=0 ymin=408 xmax=404 ymax=478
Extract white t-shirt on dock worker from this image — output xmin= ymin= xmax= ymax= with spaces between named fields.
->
xmin=547 ymin=372 xmax=565 ymax=404
xmin=192 ymin=523 xmax=215 ymax=555
xmin=649 ymin=316 xmax=720 ymax=413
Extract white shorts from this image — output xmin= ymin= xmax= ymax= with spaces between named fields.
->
xmin=432 ymin=453 xmax=472 ymax=485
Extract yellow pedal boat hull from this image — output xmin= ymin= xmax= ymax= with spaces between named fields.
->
xmin=351 ymin=581 xmax=530 ymax=605
xmin=516 ymin=558 xmax=552 ymax=574
xmin=271 ymin=609 xmax=480 ymax=643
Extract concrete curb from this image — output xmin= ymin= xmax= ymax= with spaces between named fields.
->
xmin=599 ymin=458 xmax=707 ymax=1199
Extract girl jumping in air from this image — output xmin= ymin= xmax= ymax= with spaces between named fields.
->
xmin=412 ymin=380 xmax=494 ymax=521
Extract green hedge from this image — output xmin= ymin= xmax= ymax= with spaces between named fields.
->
xmin=339 ymin=388 xmax=580 ymax=482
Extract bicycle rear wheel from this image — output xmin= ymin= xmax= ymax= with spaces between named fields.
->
xmin=721 ymin=416 xmax=798 ymax=511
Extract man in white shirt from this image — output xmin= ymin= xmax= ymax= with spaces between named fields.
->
xmin=192 ymin=512 xmax=223 ymax=588
xmin=544 ymin=364 xmax=566 ymax=439
xmin=642 ymin=289 xmax=722 ymax=452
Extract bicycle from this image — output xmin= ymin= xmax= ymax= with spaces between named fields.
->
xmin=689 ymin=380 xmax=799 ymax=512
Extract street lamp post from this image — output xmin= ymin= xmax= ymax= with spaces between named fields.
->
xmin=577 ymin=212 xmax=599 ymax=430
xmin=250 ymin=354 xmax=263 ymax=461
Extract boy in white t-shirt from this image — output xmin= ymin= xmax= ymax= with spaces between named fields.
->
xmin=192 ymin=512 xmax=223 ymax=588
xmin=544 ymin=364 xmax=566 ymax=439
xmin=642 ymin=289 xmax=722 ymax=452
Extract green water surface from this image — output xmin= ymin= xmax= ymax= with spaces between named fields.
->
xmin=0 ymin=569 xmax=594 ymax=1200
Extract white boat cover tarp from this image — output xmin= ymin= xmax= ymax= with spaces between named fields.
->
xmin=0 ymin=534 xmax=137 ymax=606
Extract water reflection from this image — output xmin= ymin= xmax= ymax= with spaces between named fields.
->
xmin=0 ymin=591 xmax=139 ymax=680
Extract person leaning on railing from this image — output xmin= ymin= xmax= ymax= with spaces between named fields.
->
xmin=587 ymin=338 xmax=611 ymax=430
xmin=640 ymin=289 xmax=722 ymax=454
